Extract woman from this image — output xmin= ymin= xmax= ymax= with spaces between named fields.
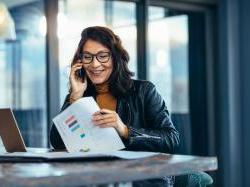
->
xmin=50 ymin=26 xmax=179 ymax=153
xmin=50 ymin=26 xmax=179 ymax=186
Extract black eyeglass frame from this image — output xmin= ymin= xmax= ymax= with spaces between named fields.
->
xmin=78 ymin=51 xmax=111 ymax=64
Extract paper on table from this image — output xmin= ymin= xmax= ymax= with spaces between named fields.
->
xmin=52 ymin=97 xmax=125 ymax=152
xmin=105 ymin=150 xmax=160 ymax=159
xmin=0 ymin=151 xmax=160 ymax=160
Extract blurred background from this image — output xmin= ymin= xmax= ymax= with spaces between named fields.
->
xmin=0 ymin=0 xmax=249 ymax=186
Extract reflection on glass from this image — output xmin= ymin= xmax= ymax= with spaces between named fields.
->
xmin=148 ymin=7 xmax=190 ymax=154
xmin=149 ymin=6 xmax=165 ymax=21
xmin=58 ymin=0 xmax=137 ymax=106
xmin=148 ymin=7 xmax=189 ymax=114
xmin=0 ymin=1 xmax=47 ymax=147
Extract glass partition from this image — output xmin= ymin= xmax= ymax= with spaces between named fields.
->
xmin=148 ymin=7 xmax=189 ymax=114
xmin=148 ymin=7 xmax=190 ymax=153
xmin=0 ymin=1 xmax=47 ymax=147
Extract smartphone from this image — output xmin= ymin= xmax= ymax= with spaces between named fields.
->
xmin=75 ymin=67 xmax=85 ymax=81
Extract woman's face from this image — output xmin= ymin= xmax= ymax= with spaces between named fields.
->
xmin=82 ymin=39 xmax=113 ymax=85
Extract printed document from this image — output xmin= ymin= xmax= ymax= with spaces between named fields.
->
xmin=0 ymin=151 xmax=160 ymax=160
xmin=52 ymin=97 xmax=125 ymax=152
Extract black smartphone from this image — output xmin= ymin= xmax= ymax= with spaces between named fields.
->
xmin=75 ymin=67 xmax=85 ymax=81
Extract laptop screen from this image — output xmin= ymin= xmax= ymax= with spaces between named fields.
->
xmin=0 ymin=108 xmax=26 ymax=152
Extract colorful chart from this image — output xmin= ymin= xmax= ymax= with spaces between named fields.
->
xmin=64 ymin=115 xmax=85 ymax=138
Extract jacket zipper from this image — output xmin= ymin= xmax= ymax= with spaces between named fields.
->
xmin=130 ymin=128 xmax=161 ymax=140
xmin=126 ymin=102 xmax=131 ymax=126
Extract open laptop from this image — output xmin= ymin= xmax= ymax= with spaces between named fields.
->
xmin=0 ymin=108 xmax=49 ymax=153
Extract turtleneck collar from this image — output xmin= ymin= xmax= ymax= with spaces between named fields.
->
xmin=94 ymin=82 xmax=109 ymax=94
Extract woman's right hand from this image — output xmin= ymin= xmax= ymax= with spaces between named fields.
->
xmin=69 ymin=60 xmax=87 ymax=102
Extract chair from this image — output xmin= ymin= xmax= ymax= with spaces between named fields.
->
xmin=171 ymin=114 xmax=213 ymax=186
xmin=175 ymin=171 xmax=213 ymax=187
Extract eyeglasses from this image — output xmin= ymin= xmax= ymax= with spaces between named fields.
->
xmin=79 ymin=51 xmax=111 ymax=64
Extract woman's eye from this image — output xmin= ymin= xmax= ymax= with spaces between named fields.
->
xmin=99 ymin=55 xmax=108 ymax=58
xmin=98 ymin=53 xmax=109 ymax=58
xmin=83 ymin=55 xmax=92 ymax=59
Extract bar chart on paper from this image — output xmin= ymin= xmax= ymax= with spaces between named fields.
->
xmin=58 ymin=114 xmax=90 ymax=152
xmin=64 ymin=115 xmax=85 ymax=139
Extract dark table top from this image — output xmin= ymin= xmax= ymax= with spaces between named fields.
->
xmin=0 ymin=153 xmax=217 ymax=187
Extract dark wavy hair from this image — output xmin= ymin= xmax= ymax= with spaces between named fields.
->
xmin=70 ymin=26 xmax=134 ymax=97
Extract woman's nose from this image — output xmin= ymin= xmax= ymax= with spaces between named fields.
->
xmin=91 ymin=57 xmax=101 ymax=67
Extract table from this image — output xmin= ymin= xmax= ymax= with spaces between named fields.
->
xmin=0 ymin=154 xmax=217 ymax=187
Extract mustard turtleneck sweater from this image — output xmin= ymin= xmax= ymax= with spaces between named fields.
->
xmin=95 ymin=82 xmax=117 ymax=111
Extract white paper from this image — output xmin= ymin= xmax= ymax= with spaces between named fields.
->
xmin=0 ymin=136 xmax=6 ymax=153
xmin=0 ymin=151 xmax=160 ymax=160
xmin=52 ymin=97 xmax=125 ymax=153
xmin=104 ymin=150 xmax=160 ymax=159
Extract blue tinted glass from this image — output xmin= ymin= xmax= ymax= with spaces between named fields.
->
xmin=0 ymin=1 xmax=47 ymax=147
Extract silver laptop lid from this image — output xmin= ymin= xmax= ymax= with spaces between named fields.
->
xmin=0 ymin=108 xmax=26 ymax=152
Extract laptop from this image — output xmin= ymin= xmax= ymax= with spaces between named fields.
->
xmin=0 ymin=108 xmax=49 ymax=153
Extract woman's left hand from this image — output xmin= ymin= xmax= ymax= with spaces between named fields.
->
xmin=92 ymin=109 xmax=128 ymax=138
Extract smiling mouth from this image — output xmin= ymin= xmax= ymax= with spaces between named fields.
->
xmin=89 ymin=70 xmax=104 ymax=76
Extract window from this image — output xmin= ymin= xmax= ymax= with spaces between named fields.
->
xmin=148 ymin=7 xmax=190 ymax=153
xmin=0 ymin=1 xmax=47 ymax=147
xmin=148 ymin=7 xmax=189 ymax=114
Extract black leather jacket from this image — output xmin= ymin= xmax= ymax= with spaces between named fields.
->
xmin=50 ymin=80 xmax=179 ymax=154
